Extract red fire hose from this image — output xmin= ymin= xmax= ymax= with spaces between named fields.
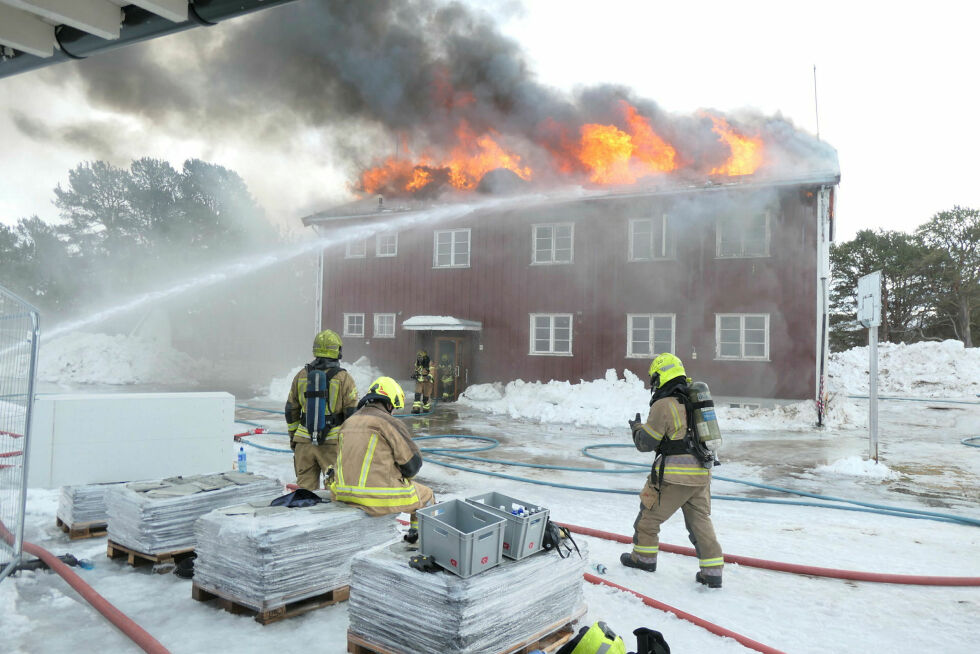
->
xmin=0 ymin=519 xmax=170 ymax=654
xmin=560 ymin=523 xmax=980 ymax=586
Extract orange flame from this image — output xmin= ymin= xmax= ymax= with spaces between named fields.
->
xmin=708 ymin=115 xmax=763 ymax=176
xmin=577 ymin=101 xmax=677 ymax=184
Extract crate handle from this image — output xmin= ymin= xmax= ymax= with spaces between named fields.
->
xmin=472 ymin=512 xmax=488 ymax=522
xmin=433 ymin=526 xmax=449 ymax=537
xmin=530 ymin=517 xmax=542 ymax=526
xmin=478 ymin=531 xmax=494 ymax=541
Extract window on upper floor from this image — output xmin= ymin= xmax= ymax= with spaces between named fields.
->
xmin=532 ymin=223 xmax=574 ymax=265
xmin=627 ymin=314 xmax=675 ymax=358
xmin=433 ymin=229 xmax=471 ymax=268
xmin=376 ymin=232 xmax=398 ymax=257
xmin=716 ymin=313 xmax=769 ymax=360
xmin=345 ymin=239 xmax=367 ymax=258
xmin=529 ymin=313 xmax=573 ymax=356
xmin=373 ymin=313 xmax=396 ymax=338
xmin=629 ymin=216 xmax=673 ymax=261
xmin=343 ymin=313 xmax=365 ymax=338
xmin=716 ymin=212 xmax=770 ymax=258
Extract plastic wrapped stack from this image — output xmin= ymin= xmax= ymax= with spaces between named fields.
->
xmin=57 ymin=482 xmax=123 ymax=526
xmin=106 ymin=472 xmax=281 ymax=555
xmin=193 ymin=497 xmax=400 ymax=610
xmin=348 ymin=541 xmax=588 ymax=653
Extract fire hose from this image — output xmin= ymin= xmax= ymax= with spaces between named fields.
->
xmin=0 ymin=519 xmax=170 ymax=654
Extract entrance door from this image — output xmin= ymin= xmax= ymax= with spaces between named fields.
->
xmin=435 ymin=336 xmax=468 ymax=401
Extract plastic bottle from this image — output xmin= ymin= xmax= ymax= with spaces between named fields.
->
xmin=592 ymin=562 xmax=607 ymax=575
xmin=237 ymin=446 xmax=247 ymax=473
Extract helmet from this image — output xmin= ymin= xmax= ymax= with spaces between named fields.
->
xmin=362 ymin=376 xmax=405 ymax=410
xmin=563 ymin=621 xmax=626 ymax=654
xmin=441 ymin=354 xmax=450 ymax=363
xmin=416 ymin=350 xmax=429 ymax=365
xmin=648 ymin=352 xmax=685 ymax=390
xmin=313 ymin=329 xmax=342 ymax=359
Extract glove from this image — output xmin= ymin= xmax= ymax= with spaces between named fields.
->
xmin=628 ymin=412 xmax=642 ymax=433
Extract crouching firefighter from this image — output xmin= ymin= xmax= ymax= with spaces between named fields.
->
xmin=622 ymin=353 xmax=725 ymax=589
xmin=330 ymin=377 xmax=436 ymax=543
xmin=411 ymin=350 xmax=435 ymax=414
xmin=285 ymin=329 xmax=359 ymax=490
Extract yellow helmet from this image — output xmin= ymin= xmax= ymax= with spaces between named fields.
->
xmin=649 ymin=352 xmax=685 ymax=389
xmin=566 ymin=621 xmax=626 ymax=654
xmin=313 ymin=329 xmax=342 ymax=359
xmin=364 ymin=376 xmax=405 ymax=410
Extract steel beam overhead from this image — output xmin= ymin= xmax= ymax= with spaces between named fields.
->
xmin=3 ymin=0 xmax=122 ymax=41
xmin=128 ymin=0 xmax=186 ymax=23
xmin=0 ymin=4 xmax=53 ymax=57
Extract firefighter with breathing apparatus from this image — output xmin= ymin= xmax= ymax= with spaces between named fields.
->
xmin=411 ymin=350 xmax=435 ymax=414
xmin=285 ymin=329 xmax=359 ymax=490
xmin=622 ymin=353 xmax=724 ymax=588
xmin=438 ymin=352 xmax=455 ymax=401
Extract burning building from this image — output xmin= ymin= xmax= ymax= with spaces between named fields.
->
xmin=302 ymin=102 xmax=839 ymax=404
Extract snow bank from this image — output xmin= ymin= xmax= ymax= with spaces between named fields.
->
xmin=38 ymin=332 xmax=202 ymax=385
xmin=813 ymin=456 xmax=899 ymax=480
xmin=263 ymin=356 xmax=385 ymax=400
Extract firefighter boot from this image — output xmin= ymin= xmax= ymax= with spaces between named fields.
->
xmin=403 ymin=528 xmax=419 ymax=544
xmin=422 ymin=396 xmax=431 ymax=411
xmin=620 ymin=552 xmax=657 ymax=572
xmin=696 ymin=570 xmax=722 ymax=588
xmin=411 ymin=401 xmax=421 ymax=414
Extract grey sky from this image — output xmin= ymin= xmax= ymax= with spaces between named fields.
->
xmin=0 ymin=0 xmax=976 ymax=241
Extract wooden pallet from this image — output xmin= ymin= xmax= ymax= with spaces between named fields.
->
xmin=106 ymin=539 xmax=194 ymax=568
xmin=346 ymin=606 xmax=583 ymax=654
xmin=56 ymin=517 xmax=108 ymax=541
xmin=192 ymin=582 xmax=351 ymax=625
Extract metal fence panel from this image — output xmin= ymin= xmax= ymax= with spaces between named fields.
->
xmin=0 ymin=285 xmax=40 ymax=581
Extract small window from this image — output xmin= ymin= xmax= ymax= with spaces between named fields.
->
xmin=373 ymin=313 xmax=396 ymax=338
xmin=629 ymin=216 xmax=673 ymax=261
xmin=343 ymin=313 xmax=365 ymax=338
xmin=433 ymin=229 xmax=471 ymax=268
xmin=529 ymin=313 xmax=573 ymax=355
xmin=716 ymin=313 xmax=769 ymax=360
xmin=716 ymin=212 xmax=770 ymax=258
xmin=627 ymin=314 xmax=675 ymax=358
xmin=532 ymin=223 xmax=574 ymax=264
xmin=345 ymin=239 xmax=367 ymax=259
xmin=375 ymin=232 xmax=398 ymax=257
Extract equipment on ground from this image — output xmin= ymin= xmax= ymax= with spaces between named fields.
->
xmin=312 ymin=329 xmax=343 ymax=359
xmin=542 ymin=520 xmax=580 ymax=559
xmin=556 ymin=621 xmax=627 ymax=654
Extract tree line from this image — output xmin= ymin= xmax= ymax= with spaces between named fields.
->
xmin=830 ymin=206 xmax=980 ymax=350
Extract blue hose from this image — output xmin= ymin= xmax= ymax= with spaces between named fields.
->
xmin=962 ymin=437 xmax=980 ymax=448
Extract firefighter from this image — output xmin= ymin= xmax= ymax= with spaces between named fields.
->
xmin=622 ymin=353 xmax=724 ymax=588
xmin=438 ymin=352 xmax=455 ymax=401
xmin=411 ymin=350 xmax=435 ymax=414
xmin=285 ymin=329 xmax=358 ymax=490
xmin=330 ymin=376 xmax=435 ymax=543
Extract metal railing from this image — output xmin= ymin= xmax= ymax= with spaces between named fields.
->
xmin=0 ymin=285 xmax=40 ymax=582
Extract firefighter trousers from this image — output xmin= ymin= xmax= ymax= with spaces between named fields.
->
xmin=292 ymin=438 xmax=339 ymax=490
xmin=632 ymin=479 xmax=724 ymax=575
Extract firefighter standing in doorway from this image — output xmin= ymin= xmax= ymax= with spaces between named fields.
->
xmin=411 ymin=350 xmax=435 ymax=414
xmin=438 ymin=352 xmax=455 ymax=401
xmin=285 ymin=329 xmax=359 ymax=490
xmin=622 ymin=353 xmax=724 ymax=588
xmin=330 ymin=377 xmax=435 ymax=543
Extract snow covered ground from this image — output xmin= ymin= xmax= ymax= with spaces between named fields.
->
xmin=4 ymin=339 xmax=979 ymax=653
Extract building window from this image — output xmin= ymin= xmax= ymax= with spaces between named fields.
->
xmin=345 ymin=239 xmax=367 ymax=259
xmin=433 ymin=229 xmax=471 ymax=268
xmin=716 ymin=313 xmax=769 ymax=360
xmin=627 ymin=314 xmax=675 ymax=358
xmin=343 ymin=313 xmax=365 ymax=338
xmin=532 ymin=223 xmax=574 ymax=264
xmin=373 ymin=313 xmax=396 ymax=338
xmin=529 ymin=314 xmax=573 ymax=355
xmin=716 ymin=212 xmax=770 ymax=258
xmin=376 ymin=232 xmax=398 ymax=257
xmin=629 ymin=216 xmax=673 ymax=261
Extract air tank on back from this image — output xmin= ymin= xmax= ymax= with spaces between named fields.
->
xmin=688 ymin=381 xmax=722 ymax=451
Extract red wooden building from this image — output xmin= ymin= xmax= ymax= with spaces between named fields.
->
xmin=303 ymin=171 xmax=839 ymax=403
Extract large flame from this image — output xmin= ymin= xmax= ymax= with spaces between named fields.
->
xmin=708 ymin=115 xmax=763 ymax=176
xmin=577 ymin=101 xmax=677 ymax=184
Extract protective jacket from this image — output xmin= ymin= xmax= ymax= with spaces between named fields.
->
xmin=285 ymin=359 xmax=358 ymax=444
xmin=414 ymin=361 xmax=436 ymax=394
xmin=330 ymin=404 xmax=427 ymax=515
xmin=633 ymin=395 xmax=708 ymax=486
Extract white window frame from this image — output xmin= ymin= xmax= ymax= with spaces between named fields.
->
xmin=373 ymin=313 xmax=396 ymax=339
xmin=531 ymin=223 xmax=574 ymax=265
xmin=433 ymin=228 xmax=471 ymax=268
xmin=715 ymin=313 xmax=770 ymax=361
xmin=343 ymin=313 xmax=365 ymax=338
xmin=628 ymin=215 xmax=673 ymax=261
xmin=715 ymin=211 xmax=771 ymax=258
xmin=375 ymin=232 xmax=398 ymax=257
xmin=626 ymin=314 xmax=676 ymax=358
xmin=529 ymin=313 xmax=573 ymax=356
xmin=345 ymin=239 xmax=367 ymax=259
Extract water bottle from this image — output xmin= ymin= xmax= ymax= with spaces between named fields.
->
xmin=237 ymin=446 xmax=247 ymax=473
xmin=592 ymin=562 xmax=607 ymax=575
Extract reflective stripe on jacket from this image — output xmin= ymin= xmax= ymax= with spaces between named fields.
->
xmin=635 ymin=396 xmax=709 ymax=486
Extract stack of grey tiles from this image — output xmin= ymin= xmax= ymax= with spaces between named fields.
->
xmin=193 ymin=497 xmax=400 ymax=611
xmin=57 ymin=482 xmax=123 ymax=526
xmin=348 ymin=541 xmax=587 ymax=653
xmin=105 ymin=472 xmax=282 ymax=555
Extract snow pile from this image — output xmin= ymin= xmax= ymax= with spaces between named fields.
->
xmin=38 ymin=332 xmax=202 ymax=385
xmin=828 ymin=339 xmax=980 ymax=398
xmin=263 ymin=356 xmax=385 ymax=401
xmin=814 ymin=456 xmax=899 ymax=480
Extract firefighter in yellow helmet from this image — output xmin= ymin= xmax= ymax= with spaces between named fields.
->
xmin=411 ymin=350 xmax=435 ymax=414
xmin=330 ymin=377 xmax=435 ymax=543
xmin=438 ymin=352 xmax=455 ymax=401
xmin=622 ymin=353 xmax=724 ymax=589
xmin=284 ymin=329 xmax=358 ymax=490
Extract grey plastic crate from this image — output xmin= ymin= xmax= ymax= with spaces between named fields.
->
xmin=417 ymin=500 xmax=505 ymax=578
xmin=465 ymin=492 xmax=549 ymax=560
